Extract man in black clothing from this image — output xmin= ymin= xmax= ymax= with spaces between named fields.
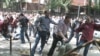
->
xmin=18 ymin=13 xmax=30 ymax=43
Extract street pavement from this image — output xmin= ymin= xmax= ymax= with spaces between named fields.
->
xmin=0 ymin=34 xmax=100 ymax=56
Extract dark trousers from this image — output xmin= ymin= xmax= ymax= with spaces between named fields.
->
xmin=1 ymin=30 xmax=10 ymax=39
xmin=47 ymin=33 xmax=63 ymax=56
xmin=29 ymin=24 xmax=35 ymax=36
xmin=46 ymin=32 xmax=50 ymax=43
xmin=78 ymin=40 xmax=90 ymax=56
xmin=20 ymin=27 xmax=30 ymax=43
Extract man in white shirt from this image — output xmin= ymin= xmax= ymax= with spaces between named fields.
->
xmin=47 ymin=15 xmax=71 ymax=56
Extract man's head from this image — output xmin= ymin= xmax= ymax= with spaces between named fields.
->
xmin=85 ymin=15 xmax=93 ymax=23
xmin=44 ymin=10 xmax=50 ymax=17
xmin=19 ymin=13 xmax=24 ymax=16
xmin=64 ymin=14 xmax=71 ymax=24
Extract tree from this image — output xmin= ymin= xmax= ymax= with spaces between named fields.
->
xmin=87 ymin=0 xmax=100 ymax=15
xmin=93 ymin=0 xmax=100 ymax=11
xmin=92 ymin=0 xmax=100 ymax=15
xmin=19 ymin=0 xmax=26 ymax=12
xmin=59 ymin=0 xmax=71 ymax=13
xmin=3 ymin=0 xmax=15 ymax=8
xmin=50 ymin=0 xmax=71 ymax=13
xmin=87 ymin=0 xmax=92 ymax=15
xmin=2 ymin=0 xmax=26 ymax=11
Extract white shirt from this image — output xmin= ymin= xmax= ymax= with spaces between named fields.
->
xmin=0 ymin=15 xmax=4 ymax=22
xmin=54 ymin=20 xmax=69 ymax=35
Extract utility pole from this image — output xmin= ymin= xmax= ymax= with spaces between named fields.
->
xmin=38 ymin=0 xmax=40 ymax=12
xmin=77 ymin=5 xmax=81 ymax=19
xmin=19 ymin=0 xmax=23 ymax=12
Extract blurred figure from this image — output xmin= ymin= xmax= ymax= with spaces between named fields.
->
xmin=67 ymin=17 xmax=83 ymax=46
xmin=2 ymin=18 xmax=9 ymax=40
xmin=18 ymin=13 xmax=30 ymax=43
xmin=76 ymin=15 xmax=100 ymax=56
xmin=31 ymin=11 xmax=57 ymax=56
xmin=47 ymin=14 xmax=71 ymax=56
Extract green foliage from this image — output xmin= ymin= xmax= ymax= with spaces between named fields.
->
xmin=3 ymin=0 xmax=16 ymax=8
xmin=87 ymin=0 xmax=100 ymax=15
xmin=93 ymin=0 xmax=100 ymax=11
xmin=2 ymin=0 xmax=25 ymax=11
xmin=50 ymin=0 xmax=71 ymax=13
xmin=50 ymin=0 xmax=60 ymax=9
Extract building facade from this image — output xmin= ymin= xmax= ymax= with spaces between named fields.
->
xmin=0 ymin=0 xmax=46 ymax=12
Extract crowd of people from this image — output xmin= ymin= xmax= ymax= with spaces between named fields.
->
xmin=0 ymin=11 xmax=100 ymax=56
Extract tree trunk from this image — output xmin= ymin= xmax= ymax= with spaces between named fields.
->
xmin=64 ymin=6 xmax=69 ymax=13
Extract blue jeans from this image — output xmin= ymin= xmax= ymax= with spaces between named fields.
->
xmin=33 ymin=26 xmax=38 ymax=37
xmin=75 ymin=33 xmax=80 ymax=46
xmin=29 ymin=24 xmax=34 ymax=36
xmin=78 ymin=40 xmax=90 ymax=56
xmin=31 ymin=31 xmax=47 ymax=56
xmin=20 ymin=27 xmax=29 ymax=43
xmin=67 ymin=29 xmax=74 ymax=42
xmin=67 ymin=29 xmax=80 ymax=46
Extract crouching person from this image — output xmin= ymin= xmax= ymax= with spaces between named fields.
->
xmin=57 ymin=42 xmax=72 ymax=56
xmin=57 ymin=43 xmax=82 ymax=56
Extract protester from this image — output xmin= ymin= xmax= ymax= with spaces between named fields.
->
xmin=18 ymin=13 xmax=30 ymax=43
xmin=47 ymin=14 xmax=71 ymax=56
xmin=76 ymin=15 xmax=100 ymax=56
xmin=67 ymin=17 xmax=83 ymax=46
xmin=31 ymin=11 xmax=57 ymax=56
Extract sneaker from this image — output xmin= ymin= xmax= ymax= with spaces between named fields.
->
xmin=13 ymin=38 xmax=19 ymax=40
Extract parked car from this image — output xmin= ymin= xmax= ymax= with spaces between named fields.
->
xmin=93 ymin=21 xmax=100 ymax=39
xmin=93 ymin=30 xmax=100 ymax=39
